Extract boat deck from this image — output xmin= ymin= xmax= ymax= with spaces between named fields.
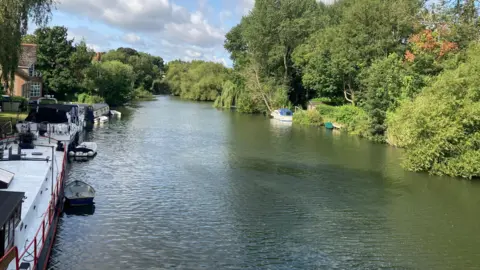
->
xmin=0 ymin=136 xmax=66 ymax=269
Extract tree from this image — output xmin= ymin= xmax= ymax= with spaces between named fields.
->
xmin=83 ymin=60 xmax=135 ymax=105
xmin=35 ymin=26 xmax=76 ymax=99
xmin=0 ymin=0 xmax=53 ymax=93
xmin=102 ymin=49 xmax=128 ymax=63
xmin=387 ymin=43 xmax=480 ymax=178
xmin=70 ymin=40 xmax=94 ymax=84
xmin=360 ymin=53 xmax=424 ymax=140
xmin=164 ymin=60 xmax=229 ymax=101
xmin=22 ymin=34 xmax=37 ymax=44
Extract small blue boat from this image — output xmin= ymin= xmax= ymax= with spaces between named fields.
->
xmin=325 ymin=122 xmax=334 ymax=129
xmin=64 ymin=180 xmax=96 ymax=206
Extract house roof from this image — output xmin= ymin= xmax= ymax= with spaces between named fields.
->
xmin=0 ymin=191 xmax=24 ymax=227
xmin=18 ymin=44 xmax=37 ymax=68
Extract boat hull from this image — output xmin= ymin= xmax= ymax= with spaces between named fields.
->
xmin=36 ymin=190 xmax=64 ymax=270
xmin=65 ymin=197 xmax=94 ymax=206
xmin=35 ymin=148 xmax=67 ymax=270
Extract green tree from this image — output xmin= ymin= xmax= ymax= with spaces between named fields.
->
xmin=164 ymin=60 xmax=229 ymax=101
xmin=101 ymin=49 xmax=128 ymax=63
xmin=22 ymin=34 xmax=37 ymax=44
xmin=35 ymin=26 xmax=76 ymax=100
xmin=83 ymin=60 xmax=135 ymax=105
xmin=70 ymin=40 xmax=94 ymax=85
xmin=360 ymin=53 xmax=424 ymax=140
xmin=387 ymin=43 xmax=480 ymax=178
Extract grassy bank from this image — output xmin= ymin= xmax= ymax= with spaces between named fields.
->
xmin=294 ymin=104 xmax=371 ymax=138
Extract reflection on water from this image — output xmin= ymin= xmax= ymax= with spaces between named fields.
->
xmin=49 ymin=96 xmax=480 ymax=270
xmin=63 ymin=204 xmax=96 ymax=216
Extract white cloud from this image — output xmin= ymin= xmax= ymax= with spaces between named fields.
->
xmin=122 ymin=33 xmax=144 ymax=45
xmin=236 ymin=0 xmax=254 ymax=15
xmin=162 ymin=10 xmax=225 ymax=48
xmin=86 ymin=43 xmax=101 ymax=52
xmin=58 ymin=0 xmax=225 ymax=51
xmin=185 ymin=49 xmax=203 ymax=58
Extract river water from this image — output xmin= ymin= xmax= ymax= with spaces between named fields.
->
xmin=49 ymin=96 xmax=480 ymax=269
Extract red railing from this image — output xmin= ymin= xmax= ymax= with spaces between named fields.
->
xmin=0 ymin=138 xmax=67 ymax=270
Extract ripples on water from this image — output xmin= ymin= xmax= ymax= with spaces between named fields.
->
xmin=49 ymin=97 xmax=480 ymax=270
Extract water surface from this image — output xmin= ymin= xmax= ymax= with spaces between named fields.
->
xmin=49 ymin=96 xmax=480 ymax=269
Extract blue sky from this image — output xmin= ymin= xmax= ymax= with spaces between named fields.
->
xmin=40 ymin=0 xmax=256 ymax=67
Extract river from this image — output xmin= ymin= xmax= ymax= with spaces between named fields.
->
xmin=49 ymin=96 xmax=480 ymax=269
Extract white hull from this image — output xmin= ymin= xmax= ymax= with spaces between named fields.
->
xmin=110 ymin=110 xmax=121 ymax=118
xmin=270 ymin=111 xmax=293 ymax=122
xmin=94 ymin=116 xmax=109 ymax=124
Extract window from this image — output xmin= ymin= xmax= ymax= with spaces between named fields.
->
xmin=4 ymin=221 xmax=9 ymax=250
xmin=28 ymin=64 xmax=35 ymax=77
xmin=30 ymin=82 xmax=41 ymax=97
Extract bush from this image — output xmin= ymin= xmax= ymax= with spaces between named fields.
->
xmin=11 ymin=96 xmax=28 ymax=103
xmin=133 ymin=86 xmax=156 ymax=101
xmin=310 ymin=104 xmax=370 ymax=137
xmin=386 ymin=43 xmax=480 ymax=178
xmin=293 ymin=109 xmax=323 ymax=126
xmin=77 ymin=93 xmax=105 ymax=104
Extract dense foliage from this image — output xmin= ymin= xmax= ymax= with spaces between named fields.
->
xmin=164 ymin=60 xmax=229 ymax=101
xmin=211 ymin=0 xmax=480 ymax=178
xmin=25 ymin=26 xmax=166 ymax=105
xmin=387 ymin=44 xmax=480 ymax=179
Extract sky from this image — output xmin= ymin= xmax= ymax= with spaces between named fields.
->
xmin=39 ymin=0 xmax=333 ymax=67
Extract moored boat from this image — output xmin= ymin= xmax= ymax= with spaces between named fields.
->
xmin=0 ymin=131 xmax=68 ymax=270
xmin=270 ymin=108 xmax=293 ymax=122
xmin=69 ymin=142 xmax=97 ymax=158
xmin=109 ymin=110 xmax=121 ymax=118
xmin=64 ymin=180 xmax=96 ymax=206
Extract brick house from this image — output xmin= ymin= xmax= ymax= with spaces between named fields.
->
xmin=3 ymin=44 xmax=43 ymax=100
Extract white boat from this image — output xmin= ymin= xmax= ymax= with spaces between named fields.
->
xmin=0 ymin=131 xmax=68 ymax=270
xmin=64 ymin=180 xmax=96 ymax=206
xmin=270 ymin=108 xmax=293 ymax=122
xmin=16 ymin=103 xmax=86 ymax=144
xmin=110 ymin=110 xmax=121 ymax=118
xmin=69 ymin=142 xmax=97 ymax=157
xmin=94 ymin=116 xmax=109 ymax=124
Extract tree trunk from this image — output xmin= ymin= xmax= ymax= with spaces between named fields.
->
xmin=343 ymin=82 xmax=355 ymax=106
xmin=283 ymin=47 xmax=289 ymax=83
xmin=253 ymin=66 xmax=272 ymax=112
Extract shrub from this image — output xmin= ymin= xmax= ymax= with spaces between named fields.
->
xmin=133 ymin=86 xmax=155 ymax=101
xmin=77 ymin=93 xmax=105 ymax=104
xmin=293 ymin=109 xmax=323 ymax=126
xmin=386 ymin=43 xmax=480 ymax=178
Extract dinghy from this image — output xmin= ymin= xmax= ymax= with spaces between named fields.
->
xmin=110 ymin=110 xmax=122 ymax=118
xmin=65 ymin=180 xmax=96 ymax=206
xmin=69 ymin=142 xmax=97 ymax=157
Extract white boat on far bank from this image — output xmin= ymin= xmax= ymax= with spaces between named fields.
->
xmin=270 ymin=108 xmax=293 ymax=122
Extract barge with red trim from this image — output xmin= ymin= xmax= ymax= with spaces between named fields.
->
xmin=0 ymin=103 xmax=84 ymax=270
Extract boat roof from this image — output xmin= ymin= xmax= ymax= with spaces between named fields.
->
xmin=29 ymin=104 xmax=79 ymax=111
xmin=0 ymin=137 xmax=60 ymax=222
xmin=92 ymin=103 xmax=109 ymax=110
xmin=0 ymin=191 xmax=24 ymax=227
xmin=278 ymin=108 xmax=292 ymax=115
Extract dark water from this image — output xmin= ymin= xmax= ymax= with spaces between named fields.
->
xmin=49 ymin=96 xmax=480 ymax=270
